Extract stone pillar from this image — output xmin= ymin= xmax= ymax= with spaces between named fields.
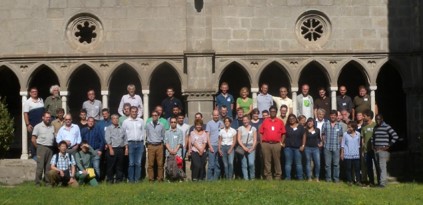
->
xmin=142 ymin=90 xmax=149 ymax=119
xmin=20 ymin=91 xmax=28 ymax=160
xmin=101 ymin=90 xmax=109 ymax=109
xmin=251 ymin=87 xmax=259 ymax=109
xmin=185 ymin=91 xmax=215 ymax=124
xmin=369 ymin=85 xmax=377 ymax=113
xmin=60 ymin=91 xmax=68 ymax=114
xmin=291 ymin=87 xmax=298 ymax=116
xmin=331 ymin=86 xmax=337 ymax=110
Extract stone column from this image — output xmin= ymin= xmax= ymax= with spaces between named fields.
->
xmin=251 ymin=87 xmax=259 ymax=109
xmin=142 ymin=90 xmax=149 ymax=119
xmin=369 ymin=85 xmax=377 ymax=113
xmin=60 ymin=91 xmax=68 ymax=114
xmin=291 ymin=87 xmax=298 ymax=116
xmin=185 ymin=91 xmax=215 ymax=124
xmin=331 ymin=86 xmax=338 ymax=110
xmin=101 ymin=90 xmax=109 ymax=109
xmin=20 ymin=91 xmax=28 ymax=160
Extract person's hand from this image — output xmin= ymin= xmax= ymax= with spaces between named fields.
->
xmin=248 ymin=148 xmax=254 ymax=153
xmin=318 ymin=142 xmax=323 ymax=148
xmin=218 ymin=149 xmax=223 ymax=156
xmin=97 ymin=151 xmax=102 ymax=156
xmin=299 ymin=146 xmax=305 ymax=152
xmin=209 ymin=146 xmax=214 ymax=153
xmin=82 ymin=170 xmax=88 ymax=175
xmin=59 ymin=170 xmax=64 ymax=177
xmin=243 ymin=147 xmax=249 ymax=152
xmin=65 ymin=140 xmax=71 ymax=146
xmin=69 ymin=177 xmax=76 ymax=184
xmin=281 ymin=143 xmax=285 ymax=148
xmin=27 ymin=124 xmax=33 ymax=133
xmin=124 ymin=148 xmax=128 ymax=156
xmin=228 ymin=148 xmax=233 ymax=154
xmin=109 ymin=149 xmax=115 ymax=156
xmin=340 ymin=154 xmax=344 ymax=161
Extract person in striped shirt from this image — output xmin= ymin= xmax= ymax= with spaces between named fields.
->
xmin=372 ymin=114 xmax=399 ymax=188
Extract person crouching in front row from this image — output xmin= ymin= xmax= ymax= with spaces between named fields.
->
xmin=47 ymin=140 xmax=78 ymax=187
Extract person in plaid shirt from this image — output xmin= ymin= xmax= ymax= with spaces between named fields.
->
xmin=322 ymin=110 xmax=344 ymax=183
xmin=47 ymin=141 xmax=78 ymax=187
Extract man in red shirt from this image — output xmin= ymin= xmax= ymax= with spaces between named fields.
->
xmin=259 ymin=106 xmax=286 ymax=180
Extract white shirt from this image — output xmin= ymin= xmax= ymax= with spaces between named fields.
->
xmin=272 ymin=96 xmax=292 ymax=116
xmin=219 ymin=127 xmax=237 ymax=146
xmin=177 ymin=123 xmax=190 ymax=148
xmin=122 ymin=117 xmax=145 ymax=141
xmin=302 ymin=97 xmax=313 ymax=119
xmin=56 ymin=124 xmax=81 ymax=147
xmin=23 ymin=98 xmax=44 ymax=112
xmin=118 ymin=94 xmax=143 ymax=118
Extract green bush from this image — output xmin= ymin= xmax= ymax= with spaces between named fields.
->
xmin=0 ymin=97 xmax=14 ymax=159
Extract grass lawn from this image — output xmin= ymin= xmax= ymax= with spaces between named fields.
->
xmin=1 ymin=180 xmax=422 ymax=205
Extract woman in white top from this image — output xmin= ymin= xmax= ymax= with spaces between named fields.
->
xmin=218 ymin=117 xmax=237 ymax=180
xmin=237 ymin=116 xmax=257 ymax=180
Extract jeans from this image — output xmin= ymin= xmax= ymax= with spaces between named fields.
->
xmin=128 ymin=141 xmax=144 ymax=182
xmin=324 ymin=148 xmax=340 ymax=182
xmin=207 ymin=145 xmax=221 ymax=180
xmin=191 ymin=151 xmax=207 ymax=181
xmin=375 ymin=150 xmax=389 ymax=186
xmin=305 ymin=147 xmax=320 ymax=179
xmin=345 ymin=159 xmax=361 ymax=183
xmin=284 ymin=147 xmax=303 ymax=180
xmin=221 ymin=145 xmax=234 ymax=179
xmin=92 ymin=149 xmax=101 ymax=181
xmin=241 ymin=145 xmax=255 ymax=180
xmin=364 ymin=151 xmax=378 ymax=184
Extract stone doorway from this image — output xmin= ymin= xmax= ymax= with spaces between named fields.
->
xmin=337 ymin=61 xmax=369 ymax=100
xmin=28 ymin=65 xmax=60 ymax=100
xmin=298 ymin=61 xmax=330 ymax=99
xmin=259 ymin=62 xmax=291 ymax=98
xmin=108 ymin=64 xmax=142 ymax=116
xmin=68 ymin=65 xmax=101 ymax=120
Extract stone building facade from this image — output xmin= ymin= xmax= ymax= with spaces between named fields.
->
xmin=0 ymin=0 xmax=421 ymax=172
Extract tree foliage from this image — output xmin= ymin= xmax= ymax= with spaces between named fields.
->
xmin=0 ymin=97 xmax=14 ymax=159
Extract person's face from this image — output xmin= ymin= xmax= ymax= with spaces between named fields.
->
xmin=111 ymin=115 xmax=119 ymax=126
xmin=152 ymin=112 xmax=159 ymax=121
xmin=195 ymin=124 xmax=202 ymax=131
xmin=299 ymin=118 xmax=306 ymax=125
xmin=220 ymin=85 xmax=228 ymax=94
xmin=262 ymin=112 xmax=269 ymax=119
xmin=356 ymin=113 xmax=363 ymax=122
xmin=242 ymin=117 xmax=250 ymax=126
xmin=288 ymin=116 xmax=297 ymax=125
xmin=280 ymin=108 xmax=287 ymax=116
xmin=319 ymin=89 xmax=326 ymax=98
xmin=57 ymin=111 xmax=64 ymax=120
xmin=30 ymin=89 xmax=38 ymax=98
xmin=237 ymin=110 xmax=244 ymax=118
xmin=194 ymin=114 xmax=202 ymax=120
xmin=52 ymin=88 xmax=60 ymax=97
xmin=80 ymin=112 xmax=87 ymax=120
xmin=306 ymin=120 xmax=314 ymax=128
xmin=359 ymin=88 xmax=367 ymax=97
xmin=302 ymin=85 xmax=309 ymax=95
xmin=224 ymin=119 xmax=231 ymax=128
xmin=252 ymin=113 xmax=259 ymax=120
xmin=177 ymin=116 xmax=185 ymax=124
xmin=241 ymin=90 xmax=248 ymax=98
xmin=341 ymin=111 xmax=349 ymax=120
xmin=166 ymin=89 xmax=174 ymax=98
xmin=330 ymin=113 xmax=337 ymax=122
xmin=155 ymin=107 xmax=163 ymax=116
xmin=269 ymin=109 xmax=277 ymax=118
xmin=347 ymin=125 xmax=354 ymax=133
xmin=128 ymin=87 xmax=135 ymax=96
xmin=261 ymin=85 xmax=268 ymax=94
xmin=363 ymin=114 xmax=370 ymax=123
xmin=87 ymin=91 xmax=95 ymax=101
xmin=64 ymin=115 xmax=72 ymax=126
xmin=170 ymin=119 xmax=177 ymax=129
xmin=279 ymin=88 xmax=288 ymax=98
xmin=172 ymin=107 xmax=180 ymax=115
xmin=220 ymin=108 xmax=228 ymax=116
xmin=123 ymin=106 xmax=131 ymax=116
xmin=59 ymin=144 xmax=67 ymax=153
xmin=81 ymin=144 xmax=89 ymax=153
xmin=87 ymin=118 xmax=95 ymax=128
xmin=102 ymin=111 xmax=110 ymax=120
xmin=339 ymin=86 xmax=347 ymax=96
xmin=337 ymin=112 xmax=343 ymax=121
xmin=375 ymin=116 xmax=383 ymax=126
xmin=130 ymin=108 xmax=138 ymax=119
xmin=317 ymin=112 xmax=324 ymax=121
xmin=212 ymin=111 xmax=219 ymax=121
xmin=42 ymin=113 xmax=51 ymax=125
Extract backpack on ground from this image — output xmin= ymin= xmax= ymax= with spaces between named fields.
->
xmin=165 ymin=155 xmax=186 ymax=181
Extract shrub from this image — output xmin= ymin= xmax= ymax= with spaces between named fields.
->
xmin=0 ymin=97 xmax=14 ymax=159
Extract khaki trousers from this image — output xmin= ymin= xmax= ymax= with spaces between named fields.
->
xmin=147 ymin=144 xmax=164 ymax=181
xmin=261 ymin=142 xmax=282 ymax=180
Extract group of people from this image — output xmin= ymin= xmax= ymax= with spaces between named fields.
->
xmin=26 ymin=82 xmax=398 ymax=188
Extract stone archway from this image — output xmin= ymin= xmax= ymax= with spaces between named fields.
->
xmin=0 ymin=66 xmax=21 ymax=158
xmin=108 ymin=64 xmax=142 ymax=115
xmin=298 ymin=61 xmax=330 ymax=99
xmin=376 ymin=62 xmax=407 ymax=150
xmin=337 ymin=61 xmax=369 ymax=99
xmin=28 ymin=65 xmax=60 ymax=100
xmin=68 ymin=65 xmax=101 ymax=119
xmin=149 ymin=62 xmax=183 ymax=116
xmin=258 ymin=62 xmax=291 ymax=97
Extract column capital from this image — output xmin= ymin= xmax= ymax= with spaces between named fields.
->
xmin=369 ymin=85 xmax=377 ymax=91
xmin=101 ymin=90 xmax=109 ymax=95
xmin=330 ymin=86 xmax=338 ymax=91
xmin=142 ymin=90 xmax=150 ymax=95
xmin=251 ymin=87 xmax=259 ymax=93
xmin=19 ymin=91 xmax=27 ymax=96
xmin=60 ymin=91 xmax=68 ymax=96
xmin=291 ymin=87 xmax=299 ymax=92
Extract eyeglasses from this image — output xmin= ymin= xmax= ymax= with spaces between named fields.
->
xmin=170 ymin=121 xmax=177 ymax=123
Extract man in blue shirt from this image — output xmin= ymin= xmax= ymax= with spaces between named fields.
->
xmin=81 ymin=117 xmax=105 ymax=180
xmin=215 ymin=82 xmax=235 ymax=118
xmin=206 ymin=110 xmax=224 ymax=180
